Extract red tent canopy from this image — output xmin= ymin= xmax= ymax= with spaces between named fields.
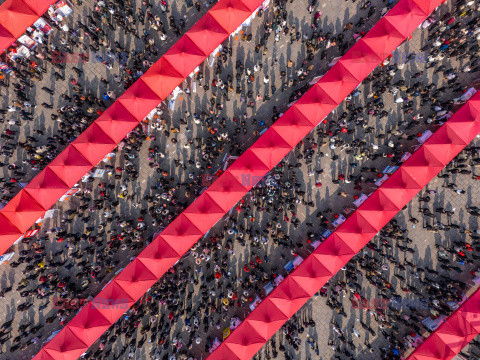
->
xmin=159 ymin=214 xmax=204 ymax=254
xmin=43 ymin=327 xmax=88 ymax=360
xmin=459 ymin=291 xmax=480 ymax=326
xmin=337 ymin=211 xmax=385 ymax=247
xmin=0 ymin=213 xmax=22 ymax=254
xmin=0 ymin=24 xmax=15 ymax=52
xmin=207 ymin=345 xmax=242 ymax=360
xmin=48 ymin=146 xmax=94 ymax=187
xmin=442 ymin=102 xmax=480 ymax=144
xmin=0 ymin=0 xmax=38 ymax=37
xmin=23 ymin=168 xmax=70 ymax=210
xmin=33 ymin=351 xmax=57 ymax=360
xmin=137 ymin=237 xmax=181 ymax=277
xmin=209 ymin=0 xmax=253 ymax=33
xmin=23 ymin=0 xmax=55 ymax=16
xmin=271 ymin=107 xmax=317 ymax=147
xmin=412 ymin=334 xmax=457 ymax=360
xmin=237 ymin=0 xmax=264 ymax=11
xmin=317 ymin=62 xmax=361 ymax=103
xmin=312 ymin=235 xmax=356 ymax=273
xmin=142 ymin=58 xmax=185 ymax=99
xmin=411 ymin=0 xmax=441 ymax=13
xmin=185 ymin=13 xmax=230 ymax=55
xmin=227 ymin=149 xmax=270 ymax=190
xmin=268 ymin=277 xmax=311 ymax=318
xmin=383 ymin=0 xmax=428 ymax=37
xmin=244 ymin=299 xmax=289 ymax=339
xmin=117 ymin=78 xmax=161 ymax=121
xmin=381 ymin=167 xmax=424 ymax=201
xmin=443 ymin=121 xmax=479 ymax=148
xmin=294 ymin=84 xmax=338 ymax=126
xmin=435 ymin=312 xmax=478 ymax=352
xmin=224 ymin=322 xmax=267 ymax=359
xmin=249 ymin=127 xmax=293 ymax=168
xmin=94 ymin=102 xmax=140 ymax=143
xmin=1 ymin=190 xmax=45 ymax=232
xmin=206 ymin=171 xmax=249 ymax=212
xmin=114 ymin=259 xmax=159 ymax=299
xmin=71 ymin=123 xmax=117 ymax=166
xmin=184 ymin=192 xmax=226 ymax=233
xmin=339 ymin=39 xmax=383 ymax=80
xmin=362 ymin=17 xmax=405 ymax=58
xmin=68 ymin=303 xmax=113 ymax=345
xmin=164 ymin=37 xmax=207 ymax=77
xmin=290 ymin=256 xmax=333 ymax=296
xmin=94 ymin=282 xmax=135 ymax=324
xmin=360 ymin=188 xmax=403 ymax=213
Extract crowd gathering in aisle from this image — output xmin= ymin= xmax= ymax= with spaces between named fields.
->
xmin=0 ymin=0 xmax=479 ymax=359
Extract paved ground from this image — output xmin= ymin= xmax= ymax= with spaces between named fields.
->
xmin=0 ymin=0 xmax=479 ymax=359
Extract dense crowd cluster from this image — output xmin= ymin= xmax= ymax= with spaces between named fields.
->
xmin=0 ymin=0 xmax=479 ymax=359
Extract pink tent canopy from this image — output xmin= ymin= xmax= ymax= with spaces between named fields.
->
xmin=208 ymin=92 xmax=480 ymax=360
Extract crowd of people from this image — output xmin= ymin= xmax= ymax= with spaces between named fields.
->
xmin=0 ymin=0 xmax=479 ymax=359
